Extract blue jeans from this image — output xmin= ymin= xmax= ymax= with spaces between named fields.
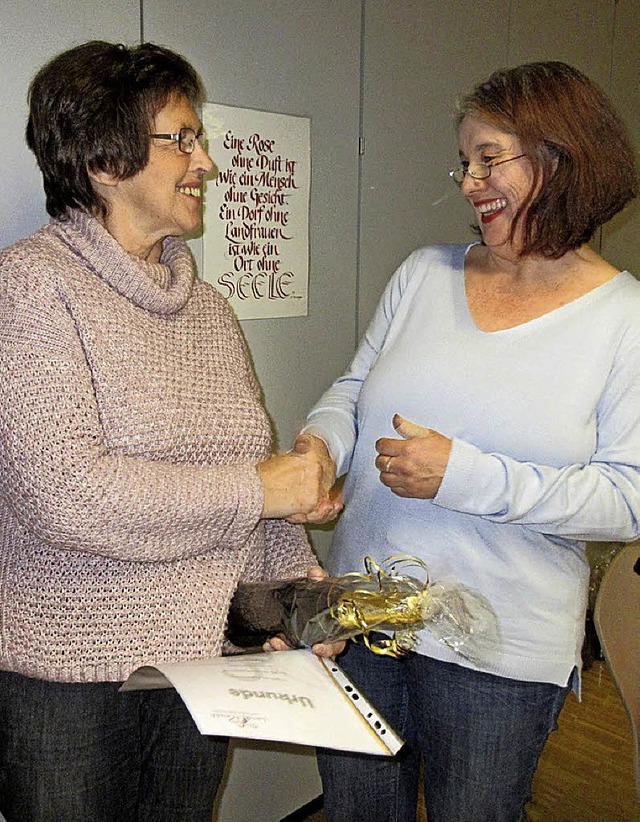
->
xmin=0 ymin=670 xmax=229 ymax=822
xmin=317 ymin=641 xmax=570 ymax=822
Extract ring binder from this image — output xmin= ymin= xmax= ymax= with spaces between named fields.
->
xmin=320 ymin=657 xmax=403 ymax=754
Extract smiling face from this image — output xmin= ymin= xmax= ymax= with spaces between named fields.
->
xmin=92 ymin=93 xmax=216 ymax=260
xmin=457 ymin=115 xmax=536 ymax=256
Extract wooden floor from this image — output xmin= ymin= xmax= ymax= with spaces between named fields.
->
xmin=299 ymin=660 xmax=638 ymax=822
xmin=526 ymin=660 xmax=637 ymax=822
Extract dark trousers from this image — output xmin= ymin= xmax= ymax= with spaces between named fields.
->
xmin=0 ymin=670 xmax=229 ymax=822
xmin=318 ymin=642 xmax=570 ymax=822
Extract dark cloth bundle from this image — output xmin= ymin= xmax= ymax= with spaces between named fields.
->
xmin=226 ymin=577 xmax=350 ymax=648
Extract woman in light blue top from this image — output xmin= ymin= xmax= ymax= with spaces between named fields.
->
xmin=294 ymin=62 xmax=640 ymax=822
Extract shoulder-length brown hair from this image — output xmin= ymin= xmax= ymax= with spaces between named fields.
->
xmin=456 ymin=61 xmax=638 ymax=258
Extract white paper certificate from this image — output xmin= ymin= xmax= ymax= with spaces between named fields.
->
xmin=121 ymin=649 xmax=402 ymax=756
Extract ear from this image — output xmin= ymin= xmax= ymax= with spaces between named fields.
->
xmin=86 ymin=163 xmax=120 ymax=188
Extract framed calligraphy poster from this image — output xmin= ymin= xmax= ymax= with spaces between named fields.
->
xmin=202 ymin=103 xmax=311 ymax=320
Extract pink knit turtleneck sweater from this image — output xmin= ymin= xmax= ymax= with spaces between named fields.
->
xmin=0 ymin=210 xmax=314 ymax=683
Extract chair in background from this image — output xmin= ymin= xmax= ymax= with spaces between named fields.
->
xmin=594 ymin=541 xmax=640 ymax=803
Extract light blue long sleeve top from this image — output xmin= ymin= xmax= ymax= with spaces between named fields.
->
xmin=305 ymin=244 xmax=640 ymax=686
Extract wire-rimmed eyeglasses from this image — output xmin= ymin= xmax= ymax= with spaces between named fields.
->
xmin=448 ymin=154 xmax=527 ymax=184
xmin=149 ymin=127 xmax=206 ymax=155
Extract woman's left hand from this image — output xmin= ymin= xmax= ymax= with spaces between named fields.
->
xmin=306 ymin=566 xmax=346 ymax=658
xmin=262 ymin=565 xmax=346 ymax=658
xmin=375 ymin=414 xmax=452 ymax=499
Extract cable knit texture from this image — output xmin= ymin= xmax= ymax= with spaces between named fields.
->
xmin=0 ymin=210 xmax=314 ymax=683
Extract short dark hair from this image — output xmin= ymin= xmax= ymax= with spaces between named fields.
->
xmin=456 ymin=61 xmax=638 ymax=258
xmin=26 ymin=41 xmax=205 ymax=219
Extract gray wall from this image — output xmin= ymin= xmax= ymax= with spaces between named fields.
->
xmin=1 ymin=2 xmax=638 ymax=819
xmin=0 ymin=1 xmax=140 ymax=245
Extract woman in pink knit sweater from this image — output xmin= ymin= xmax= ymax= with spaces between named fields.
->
xmin=0 ymin=41 xmax=330 ymax=821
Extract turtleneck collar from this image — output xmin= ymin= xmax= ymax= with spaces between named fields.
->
xmin=49 ymin=209 xmax=196 ymax=315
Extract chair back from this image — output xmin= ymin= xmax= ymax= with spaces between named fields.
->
xmin=594 ymin=542 xmax=640 ymax=802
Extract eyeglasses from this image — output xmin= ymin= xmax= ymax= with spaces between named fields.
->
xmin=448 ymin=154 xmax=527 ymax=184
xmin=149 ymin=127 xmax=206 ymax=155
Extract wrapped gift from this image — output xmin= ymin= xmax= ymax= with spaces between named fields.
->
xmin=227 ymin=555 xmax=499 ymax=661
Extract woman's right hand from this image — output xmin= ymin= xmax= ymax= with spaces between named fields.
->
xmin=286 ymin=434 xmax=343 ymax=524
xmin=256 ymin=434 xmax=343 ymax=522
xmin=256 ymin=447 xmax=325 ymax=519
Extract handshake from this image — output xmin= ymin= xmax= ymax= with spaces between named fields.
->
xmin=257 ymin=414 xmax=454 ymax=522
xmin=256 ymin=434 xmax=342 ymax=523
